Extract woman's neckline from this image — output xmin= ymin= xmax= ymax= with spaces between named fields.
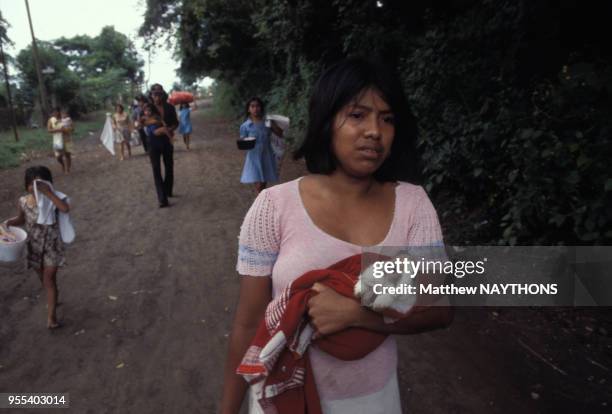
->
xmin=295 ymin=176 xmax=398 ymax=248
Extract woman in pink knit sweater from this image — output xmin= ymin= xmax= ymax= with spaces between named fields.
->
xmin=221 ymin=58 xmax=453 ymax=414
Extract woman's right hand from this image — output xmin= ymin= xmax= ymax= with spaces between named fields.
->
xmin=308 ymin=283 xmax=363 ymax=338
xmin=35 ymin=181 xmax=52 ymax=196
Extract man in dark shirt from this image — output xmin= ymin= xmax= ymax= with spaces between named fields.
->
xmin=149 ymin=84 xmax=179 ymax=132
xmin=146 ymin=84 xmax=179 ymax=207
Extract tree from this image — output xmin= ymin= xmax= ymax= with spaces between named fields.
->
xmin=16 ymin=41 xmax=79 ymax=110
xmin=0 ymin=10 xmax=15 ymax=108
xmin=16 ymin=26 xmax=144 ymax=114
xmin=55 ymin=27 xmax=144 ymax=104
xmin=0 ymin=10 xmax=20 ymax=139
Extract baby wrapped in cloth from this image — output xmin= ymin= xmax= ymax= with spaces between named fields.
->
xmin=237 ymin=253 xmax=409 ymax=414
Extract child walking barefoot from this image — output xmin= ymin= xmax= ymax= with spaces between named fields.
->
xmin=4 ymin=166 xmax=70 ymax=329
xmin=178 ymin=103 xmax=194 ymax=150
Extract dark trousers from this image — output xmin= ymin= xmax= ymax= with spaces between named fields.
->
xmin=138 ymin=128 xmax=149 ymax=152
xmin=148 ymin=136 xmax=174 ymax=204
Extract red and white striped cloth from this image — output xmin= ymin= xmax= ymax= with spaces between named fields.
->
xmin=236 ymin=254 xmax=387 ymax=414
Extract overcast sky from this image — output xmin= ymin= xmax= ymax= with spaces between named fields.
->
xmin=0 ymin=0 xmax=212 ymax=90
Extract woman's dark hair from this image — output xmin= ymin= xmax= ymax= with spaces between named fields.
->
xmin=180 ymin=103 xmax=189 ymax=110
xmin=293 ymin=57 xmax=420 ymax=183
xmin=244 ymin=97 xmax=265 ymax=120
xmin=25 ymin=165 xmax=53 ymax=191
xmin=116 ymin=104 xmax=124 ymax=112
xmin=148 ymin=83 xmax=168 ymax=102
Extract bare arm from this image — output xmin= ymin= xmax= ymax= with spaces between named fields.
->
xmin=219 ymin=276 xmax=272 ymax=414
xmin=5 ymin=201 xmax=25 ymax=227
xmin=308 ymin=284 xmax=452 ymax=337
xmin=153 ymin=126 xmax=170 ymax=136
xmin=36 ymin=182 xmax=70 ymax=213
xmin=47 ymin=119 xmax=62 ymax=133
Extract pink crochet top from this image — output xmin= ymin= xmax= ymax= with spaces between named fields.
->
xmin=237 ymin=177 xmax=443 ymax=403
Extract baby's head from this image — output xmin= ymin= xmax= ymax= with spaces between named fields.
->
xmin=143 ymin=103 xmax=161 ymax=121
xmin=24 ymin=165 xmax=53 ymax=193
xmin=61 ymin=109 xmax=70 ymax=119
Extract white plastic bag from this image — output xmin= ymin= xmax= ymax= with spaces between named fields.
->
xmin=266 ymin=114 xmax=290 ymax=175
xmin=58 ymin=196 xmax=75 ymax=244
xmin=59 ymin=210 xmax=75 ymax=244
xmin=100 ymin=113 xmax=116 ymax=155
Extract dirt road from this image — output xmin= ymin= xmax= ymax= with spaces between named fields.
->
xmin=0 ymin=106 xmax=608 ymax=413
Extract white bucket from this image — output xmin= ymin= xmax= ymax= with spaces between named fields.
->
xmin=0 ymin=226 xmax=27 ymax=262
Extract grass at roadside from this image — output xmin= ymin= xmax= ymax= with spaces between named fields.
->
xmin=0 ymin=111 xmax=106 ymax=169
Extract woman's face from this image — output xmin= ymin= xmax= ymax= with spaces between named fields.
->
xmin=152 ymin=93 xmax=163 ymax=105
xmin=248 ymin=101 xmax=262 ymax=118
xmin=330 ymin=88 xmax=395 ymax=178
xmin=116 ymin=106 xmax=123 ymax=113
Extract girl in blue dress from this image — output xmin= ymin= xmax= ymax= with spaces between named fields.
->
xmin=178 ymin=103 xmax=193 ymax=150
xmin=239 ymin=97 xmax=284 ymax=193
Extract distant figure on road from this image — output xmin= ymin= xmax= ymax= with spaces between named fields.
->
xmin=112 ymin=104 xmax=132 ymax=160
xmin=238 ymin=97 xmax=284 ymax=194
xmin=145 ymin=84 xmax=178 ymax=207
xmin=47 ymin=108 xmax=68 ymax=174
xmin=178 ymin=102 xmax=195 ymax=150
xmin=144 ymin=85 xmax=177 ymax=208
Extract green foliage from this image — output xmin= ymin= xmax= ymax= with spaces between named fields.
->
xmin=55 ymin=27 xmax=143 ymax=88
xmin=16 ymin=41 xmax=81 ymax=109
xmin=0 ymin=10 xmax=13 ymax=46
xmin=140 ymin=0 xmax=612 ymax=244
xmin=209 ymin=80 xmax=239 ymax=118
xmin=398 ymin=1 xmax=612 ymax=245
xmin=15 ymin=27 xmax=143 ymax=115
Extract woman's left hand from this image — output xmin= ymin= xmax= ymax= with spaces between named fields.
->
xmin=307 ymin=283 xmax=362 ymax=338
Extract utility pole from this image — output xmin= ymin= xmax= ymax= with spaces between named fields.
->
xmin=24 ymin=0 xmax=49 ymax=125
xmin=0 ymin=38 xmax=19 ymax=141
